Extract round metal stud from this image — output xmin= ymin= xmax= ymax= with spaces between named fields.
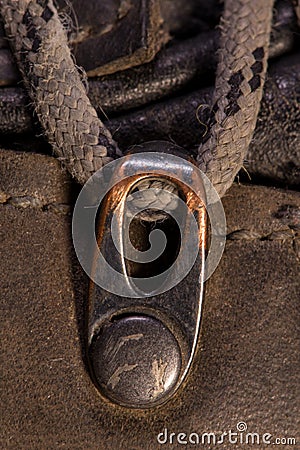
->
xmin=89 ymin=315 xmax=182 ymax=408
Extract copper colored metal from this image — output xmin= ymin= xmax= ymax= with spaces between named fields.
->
xmin=87 ymin=141 xmax=207 ymax=409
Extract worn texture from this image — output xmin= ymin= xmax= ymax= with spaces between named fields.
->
xmin=0 ymin=0 xmax=275 ymax=197
xmin=106 ymin=54 xmax=300 ymax=186
xmin=0 ymin=148 xmax=299 ymax=449
xmin=55 ymin=0 xmax=168 ymax=77
xmin=0 ymin=148 xmax=76 ymax=207
xmin=0 ymin=2 xmax=296 ymax=97
xmin=1 ymin=52 xmax=299 ymax=187
xmin=197 ymin=0 xmax=274 ymax=197
xmin=246 ymin=53 xmax=300 ymax=184
xmin=0 ymin=0 xmax=185 ymax=81
xmin=0 ymin=0 xmax=120 ymax=184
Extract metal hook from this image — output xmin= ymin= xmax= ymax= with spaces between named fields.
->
xmin=87 ymin=142 xmax=207 ymax=408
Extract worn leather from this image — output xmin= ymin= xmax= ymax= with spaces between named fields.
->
xmin=0 ymin=52 xmax=299 ymax=187
xmin=107 ymin=54 xmax=300 ymax=186
xmin=1 ymin=149 xmax=299 ymax=449
xmin=246 ymin=54 xmax=300 ymax=184
xmin=56 ymin=0 xmax=168 ymax=76
xmin=0 ymin=1 xmax=299 ymax=445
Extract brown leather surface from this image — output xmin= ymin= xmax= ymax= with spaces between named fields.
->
xmin=1 ymin=149 xmax=299 ymax=449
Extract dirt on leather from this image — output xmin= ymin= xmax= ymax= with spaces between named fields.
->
xmin=0 ymin=149 xmax=299 ymax=449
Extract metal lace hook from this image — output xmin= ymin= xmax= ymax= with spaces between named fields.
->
xmin=86 ymin=141 xmax=208 ymax=408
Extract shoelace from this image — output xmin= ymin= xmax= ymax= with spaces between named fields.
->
xmin=0 ymin=0 xmax=273 ymax=196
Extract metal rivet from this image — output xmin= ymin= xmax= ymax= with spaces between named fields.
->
xmin=89 ymin=315 xmax=182 ymax=408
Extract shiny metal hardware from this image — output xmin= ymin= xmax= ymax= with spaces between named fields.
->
xmin=87 ymin=141 xmax=207 ymax=409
